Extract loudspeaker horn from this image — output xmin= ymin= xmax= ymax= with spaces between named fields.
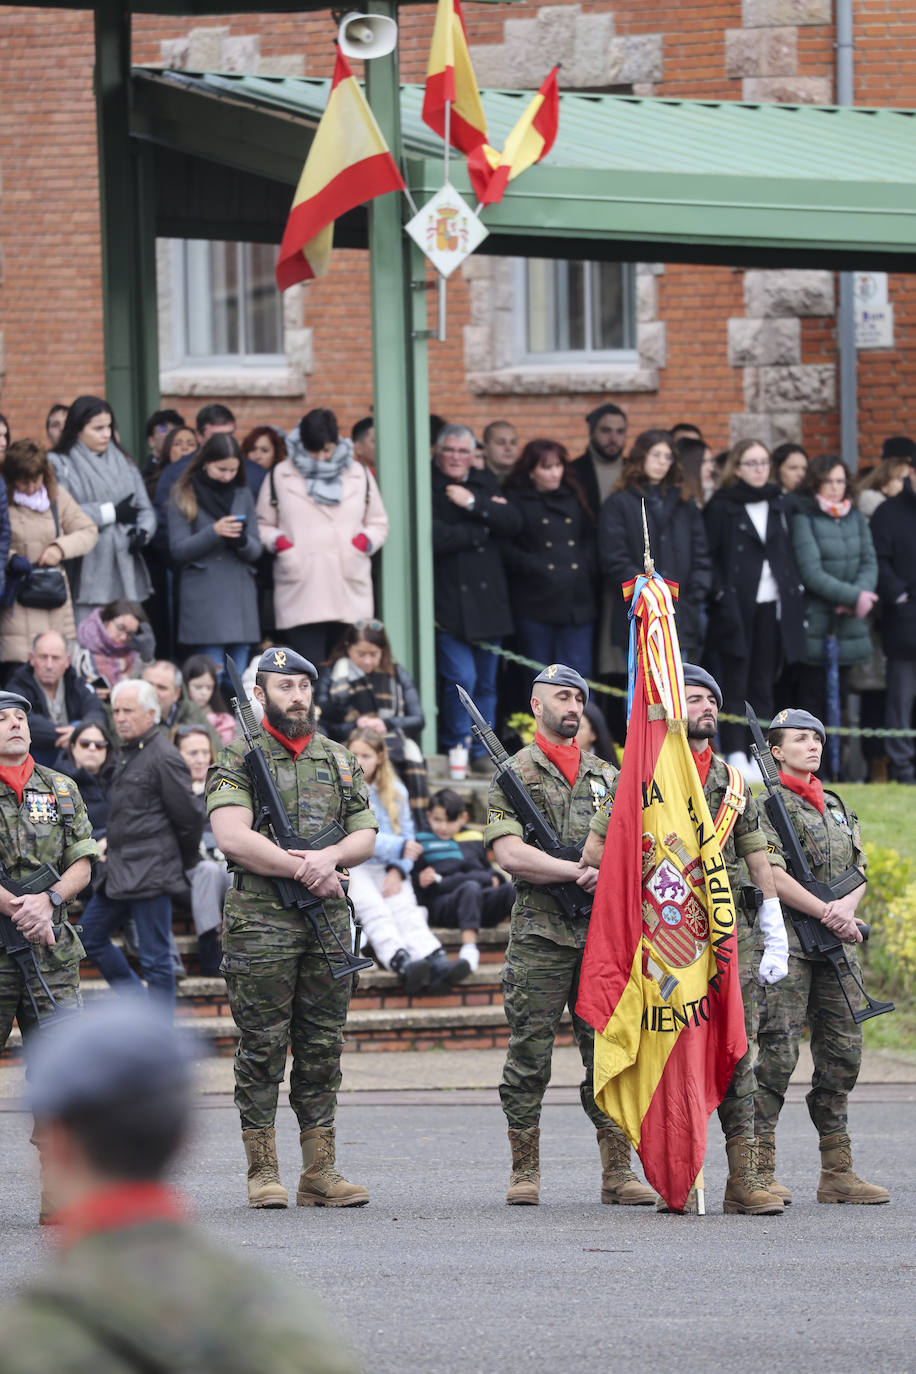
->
xmin=337 ymin=11 xmax=397 ymax=59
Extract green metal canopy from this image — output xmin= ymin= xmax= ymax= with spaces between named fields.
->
xmin=133 ymin=68 xmax=916 ymax=268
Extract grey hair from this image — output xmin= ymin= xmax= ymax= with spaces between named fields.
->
xmin=111 ymin=678 xmax=161 ymax=723
xmin=144 ymin=660 xmax=182 ymax=688
xmin=435 ymin=423 xmax=476 ymax=454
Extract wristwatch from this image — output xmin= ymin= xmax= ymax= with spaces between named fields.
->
xmin=48 ymin=890 xmax=63 ymax=911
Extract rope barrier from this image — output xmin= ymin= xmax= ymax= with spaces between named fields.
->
xmin=470 ymin=638 xmax=916 ymax=739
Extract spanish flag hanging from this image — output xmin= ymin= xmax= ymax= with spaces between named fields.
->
xmin=467 ymin=66 xmax=560 ymax=207
xmin=421 ymin=0 xmax=489 ymax=155
xmin=576 ymin=573 xmax=746 ymax=1212
xmin=276 ymin=49 xmax=406 ymax=290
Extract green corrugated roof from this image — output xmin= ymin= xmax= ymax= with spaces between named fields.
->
xmin=141 ymin=69 xmax=916 ymax=179
xmin=133 ymin=69 xmax=916 ymax=265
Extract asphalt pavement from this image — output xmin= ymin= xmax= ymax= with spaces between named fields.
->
xmin=0 ymin=1080 xmax=912 ymax=1373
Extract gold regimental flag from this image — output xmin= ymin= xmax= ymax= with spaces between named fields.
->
xmin=421 ymin=0 xmax=489 ymax=155
xmin=576 ymin=572 xmax=747 ymax=1211
xmin=467 ymin=66 xmax=560 ymax=206
xmin=276 ymin=48 xmax=406 ymax=289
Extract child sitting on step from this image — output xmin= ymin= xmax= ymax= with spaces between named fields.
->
xmin=346 ymin=729 xmax=470 ymax=994
xmin=412 ymin=788 xmax=513 ymax=973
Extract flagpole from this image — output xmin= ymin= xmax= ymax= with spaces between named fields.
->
xmin=444 ymin=99 xmax=451 ymax=182
xmin=641 ymin=498 xmax=655 ymax=575
xmin=437 ymin=276 xmax=447 ymax=341
xmin=695 ymin=1168 xmax=706 ymax=1216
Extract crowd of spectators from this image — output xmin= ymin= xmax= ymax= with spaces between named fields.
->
xmin=0 ymin=390 xmax=912 ymax=1005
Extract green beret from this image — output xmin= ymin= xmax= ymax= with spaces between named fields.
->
xmin=532 ymin=664 xmax=589 ymax=704
xmin=768 ymin=707 xmax=826 ymax=743
xmin=681 ymin=663 xmax=722 ymax=709
xmin=257 ymin=647 xmax=318 ymax=680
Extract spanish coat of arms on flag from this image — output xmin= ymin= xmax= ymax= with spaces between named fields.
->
xmin=576 ymin=572 xmax=747 ymax=1211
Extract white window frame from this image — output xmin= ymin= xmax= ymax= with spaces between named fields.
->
xmin=513 ymin=258 xmax=638 ymax=366
xmin=170 ymin=239 xmax=286 ymax=369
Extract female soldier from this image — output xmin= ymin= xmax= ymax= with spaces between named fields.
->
xmin=754 ymin=707 xmax=888 ymax=1207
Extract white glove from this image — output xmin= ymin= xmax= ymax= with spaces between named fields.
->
xmin=757 ymin=897 xmax=789 ymax=985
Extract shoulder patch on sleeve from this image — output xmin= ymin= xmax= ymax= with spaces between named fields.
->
xmin=487 ymin=807 xmax=505 ymax=825
xmin=214 ymin=778 xmax=244 ymax=794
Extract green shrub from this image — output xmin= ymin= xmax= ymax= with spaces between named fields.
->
xmin=859 ymin=845 xmax=916 ymax=1001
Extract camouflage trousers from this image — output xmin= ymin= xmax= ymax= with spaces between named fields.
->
xmin=716 ymin=917 xmax=758 ymax=1141
xmin=500 ymin=934 xmax=617 ymax=1132
xmin=754 ymin=950 xmax=863 ymax=1139
xmin=221 ymin=913 xmax=352 ymax=1133
xmin=0 ymin=922 xmax=83 ymax=1049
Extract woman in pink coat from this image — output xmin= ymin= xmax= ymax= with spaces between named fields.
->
xmin=256 ymin=408 xmax=389 ymax=664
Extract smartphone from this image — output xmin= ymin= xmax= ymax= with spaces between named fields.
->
xmin=234 ymin=512 xmax=247 ymax=525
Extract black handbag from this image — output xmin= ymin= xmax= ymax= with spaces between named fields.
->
xmin=17 ymin=502 xmax=68 ymax=610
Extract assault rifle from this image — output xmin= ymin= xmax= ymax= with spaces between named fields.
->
xmin=0 ymin=861 xmax=69 ymax=1024
xmin=456 ymin=685 xmax=593 ymax=923
xmin=745 ymin=702 xmax=894 ymax=1024
xmin=225 ymin=657 xmax=372 ymax=981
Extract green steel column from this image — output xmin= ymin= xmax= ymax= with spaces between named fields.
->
xmin=94 ymin=0 xmax=160 ymax=459
xmin=365 ymin=6 xmax=436 ymax=754
xmin=408 ymin=242 xmax=436 ymax=755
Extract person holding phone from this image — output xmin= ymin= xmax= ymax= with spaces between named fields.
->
xmin=168 ymin=434 xmax=261 ymax=668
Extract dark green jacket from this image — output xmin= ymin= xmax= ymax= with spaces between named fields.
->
xmin=790 ymin=495 xmax=877 ymax=667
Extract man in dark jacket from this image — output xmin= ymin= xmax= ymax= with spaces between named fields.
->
xmin=871 ymin=476 xmax=916 ymax=783
xmin=78 ymin=678 xmax=204 ymax=1004
xmin=431 ymin=424 xmax=522 ymax=770
xmin=7 ymin=631 xmax=107 ymax=766
xmin=569 ymin=403 xmax=628 ymax=518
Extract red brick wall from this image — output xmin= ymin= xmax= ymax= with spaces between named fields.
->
xmin=1 ymin=0 xmax=914 ymax=463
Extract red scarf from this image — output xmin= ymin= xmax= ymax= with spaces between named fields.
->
xmin=691 ymin=745 xmax=713 ymax=788
xmin=53 ymin=1181 xmax=188 ymax=1249
xmin=263 ymin=720 xmax=313 ymax=760
xmin=534 ymin=732 xmax=581 ymax=788
xmin=0 ymin=755 xmax=34 ymax=803
xmin=778 ymin=770 xmax=825 ymax=814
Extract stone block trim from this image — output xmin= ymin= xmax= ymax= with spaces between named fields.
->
xmin=742 ymin=0 xmax=831 ymax=26
xmin=725 ymin=26 xmax=796 ymax=79
xmin=161 ymin=27 xmax=304 ymax=78
xmin=729 ymin=412 xmax=804 ymax=447
xmin=472 ymin=5 xmax=663 ymax=93
xmin=742 ymin=75 xmax=832 ymax=103
xmin=727 ymin=317 xmax=800 ymax=367
xmin=744 ymin=269 xmax=835 ymax=319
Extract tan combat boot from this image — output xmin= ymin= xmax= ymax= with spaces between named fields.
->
xmin=31 ymin=1125 xmax=58 ymax=1227
xmin=817 ymin=1133 xmax=889 ymax=1205
xmin=297 ymin=1127 xmax=369 ymax=1207
xmin=242 ymin=1127 xmax=289 ymax=1209
xmin=598 ymin=1126 xmax=656 ymax=1205
xmin=506 ymin=1126 xmax=540 ymax=1205
xmin=756 ymin=1133 xmax=792 ymax=1205
xmin=656 ymin=1188 xmax=698 ymax=1214
xmin=723 ymin=1137 xmax=784 ymax=1215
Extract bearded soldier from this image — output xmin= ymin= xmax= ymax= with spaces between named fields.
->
xmin=485 ymin=664 xmax=655 ymax=1207
xmin=207 ymin=648 xmax=377 ymax=1210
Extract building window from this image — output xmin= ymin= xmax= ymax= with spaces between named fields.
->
xmin=174 ymin=240 xmax=285 ymax=364
xmin=516 ymin=258 xmax=636 ymax=362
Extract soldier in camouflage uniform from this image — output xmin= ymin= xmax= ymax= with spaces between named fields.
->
xmin=755 ymin=707 xmax=888 ymax=1205
xmin=0 ymin=997 xmax=360 ymax=1374
xmin=0 ymin=689 xmax=98 ymax=1223
xmin=485 ymin=664 xmax=655 ymax=1207
xmin=674 ymin=667 xmax=788 ymax=1214
xmin=207 ymin=648 xmax=378 ymax=1210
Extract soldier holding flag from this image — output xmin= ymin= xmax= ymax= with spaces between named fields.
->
xmin=484 ymin=664 xmax=655 ymax=1208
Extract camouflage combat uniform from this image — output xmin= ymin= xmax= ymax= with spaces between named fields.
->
xmin=755 ymin=785 xmax=866 ymax=1139
xmin=0 ymin=765 xmax=97 ymax=1045
xmin=700 ymin=753 xmax=770 ymax=1141
xmin=206 ymin=731 xmax=377 ymax=1132
xmin=0 ymin=1210 xmax=360 ymax=1374
xmin=484 ymin=742 xmax=619 ymax=1130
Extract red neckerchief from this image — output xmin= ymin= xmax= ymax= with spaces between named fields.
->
xmin=692 ymin=745 xmax=713 ymax=788
xmin=534 ymin=732 xmax=581 ymax=788
xmin=779 ymin=770 xmax=825 ymax=814
xmin=52 ymin=1181 xmax=188 ymax=1249
xmin=0 ymin=755 xmax=35 ymax=803
xmin=263 ymin=720 xmax=313 ymax=761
